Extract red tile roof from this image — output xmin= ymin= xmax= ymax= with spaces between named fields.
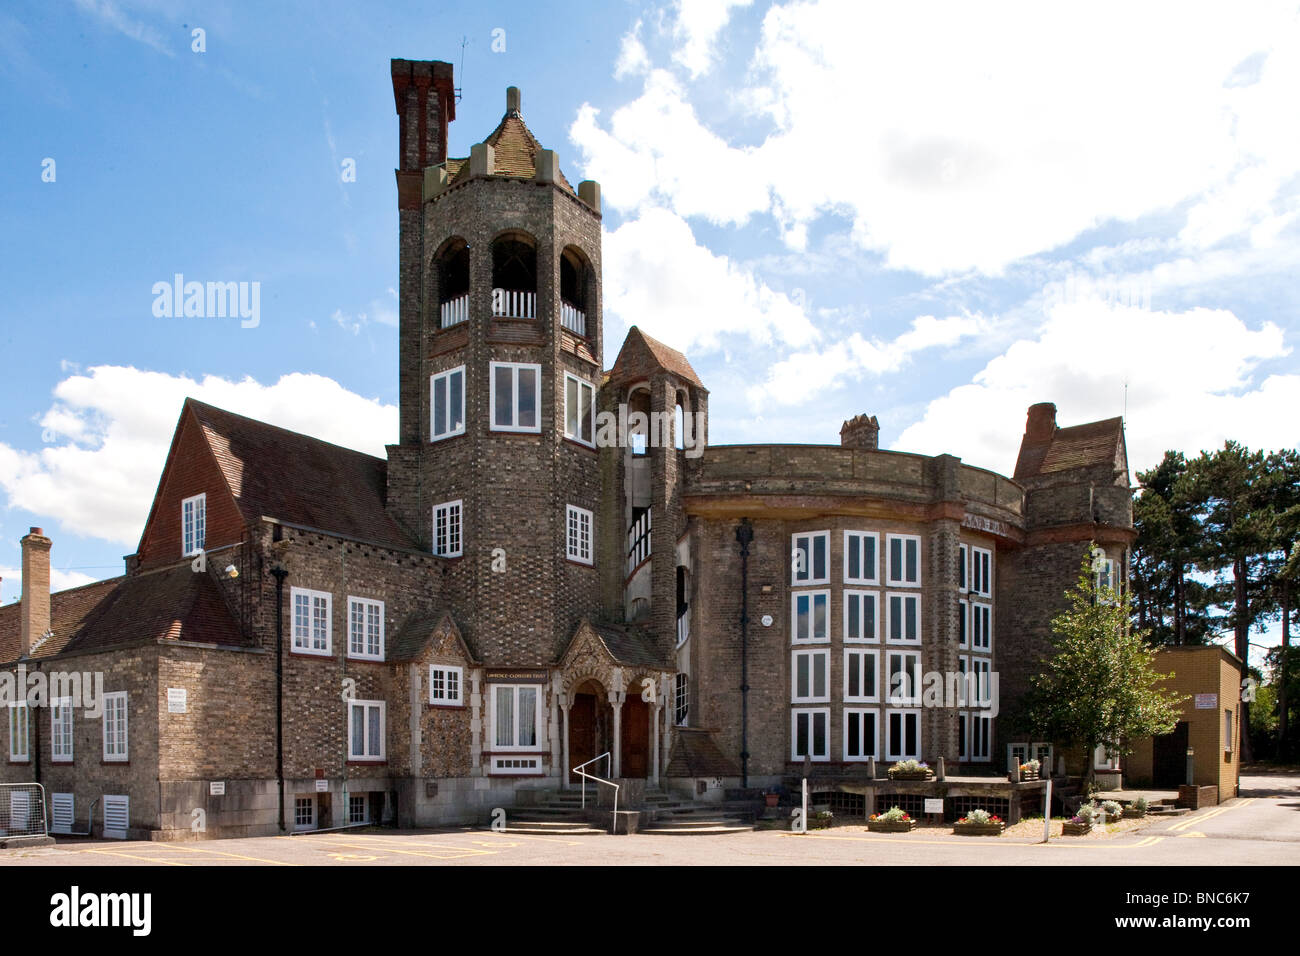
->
xmin=1015 ymin=416 xmax=1125 ymax=479
xmin=0 ymin=577 xmax=120 ymax=662
xmin=606 ymin=326 xmax=704 ymax=389
xmin=447 ymin=112 xmax=575 ymax=193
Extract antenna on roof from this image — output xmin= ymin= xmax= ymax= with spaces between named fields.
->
xmin=1122 ymin=379 xmax=1128 ymax=424
xmin=455 ymin=35 xmax=467 ymax=105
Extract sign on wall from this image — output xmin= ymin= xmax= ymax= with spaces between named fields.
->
xmin=1195 ymin=693 xmax=1218 ymax=710
xmin=209 ymin=781 xmax=225 ymax=796
xmin=167 ymin=688 xmax=187 ymax=713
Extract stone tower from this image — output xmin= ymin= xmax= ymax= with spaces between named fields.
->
xmin=385 ymin=60 xmax=607 ymax=668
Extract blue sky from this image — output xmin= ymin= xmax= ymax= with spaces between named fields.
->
xmin=1 ymin=1 xmax=1298 ymax=666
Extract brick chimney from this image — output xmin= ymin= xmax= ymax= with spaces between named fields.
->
xmin=20 ymin=527 xmax=51 ymax=659
xmin=1025 ymin=402 xmax=1057 ymax=442
xmin=840 ymin=414 xmax=880 ymax=450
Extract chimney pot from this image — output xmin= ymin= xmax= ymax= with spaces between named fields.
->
xmin=506 ymin=86 xmax=521 ymax=115
xmin=840 ymin=414 xmax=880 ymax=450
xmin=1025 ymin=402 xmax=1057 ymax=441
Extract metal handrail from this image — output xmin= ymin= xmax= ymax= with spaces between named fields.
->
xmin=572 ymin=752 xmax=621 ymax=834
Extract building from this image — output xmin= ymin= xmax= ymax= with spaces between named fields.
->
xmin=0 ymin=58 xmax=1134 ymax=839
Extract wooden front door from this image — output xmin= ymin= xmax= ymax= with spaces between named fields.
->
xmin=1153 ymin=720 xmax=1190 ymax=788
xmin=621 ymin=695 xmax=650 ymax=778
xmin=569 ymin=694 xmax=596 ymax=784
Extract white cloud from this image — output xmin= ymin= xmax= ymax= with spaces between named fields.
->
xmin=602 ymin=206 xmax=817 ymax=355
xmin=577 ymin=0 xmax=1300 ymax=275
xmin=671 ymin=0 xmax=753 ymax=78
xmin=615 ymin=20 xmax=651 ymax=79
xmin=0 ymin=366 xmax=396 ymax=547
xmin=748 ymin=313 xmax=988 ymax=406
xmin=0 ymin=566 xmax=97 ymax=598
xmin=73 ymin=0 xmax=175 ymax=57
xmin=898 ymin=301 xmax=1299 ymax=476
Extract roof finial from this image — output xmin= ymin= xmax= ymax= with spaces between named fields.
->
xmin=506 ymin=86 xmax=521 ymax=116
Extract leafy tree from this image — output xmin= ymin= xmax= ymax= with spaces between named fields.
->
xmin=1024 ymin=550 xmax=1186 ymax=783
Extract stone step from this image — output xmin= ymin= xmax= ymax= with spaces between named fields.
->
xmin=641 ymin=822 xmax=754 ymax=835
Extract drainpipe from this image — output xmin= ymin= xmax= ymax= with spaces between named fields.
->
xmin=271 ymin=565 xmax=288 ymax=832
xmin=735 ymin=519 xmax=753 ymax=788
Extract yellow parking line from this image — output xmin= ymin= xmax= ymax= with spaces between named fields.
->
xmin=304 ymin=833 xmax=499 ymax=855
xmin=85 ymin=847 xmax=191 ymax=866
xmin=480 ymin=831 xmax=584 ymax=846
xmin=141 ymin=842 xmax=301 ymax=866
xmin=1168 ymin=800 xmax=1249 ymax=832
xmin=289 ymin=836 xmax=494 ymax=860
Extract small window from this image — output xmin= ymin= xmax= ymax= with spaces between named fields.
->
xmin=51 ymin=698 xmax=74 ymax=762
xmin=845 ymin=708 xmax=879 ymax=761
xmin=843 ymin=590 xmax=878 ymax=642
xmin=674 ymin=673 xmax=689 ymax=727
xmin=958 ymin=598 xmax=969 ymax=648
xmin=490 ymin=362 xmax=541 ymax=433
xmin=969 ymin=657 xmax=992 ymax=707
xmin=429 ymin=665 xmax=464 ymax=706
xmin=182 ymin=493 xmax=206 ymax=557
xmin=493 ymin=684 xmax=542 ymax=751
xmin=8 ymin=703 xmax=29 ymax=762
xmin=887 ymin=651 xmax=921 ymax=706
xmin=791 ymin=531 xmax=829 ymax=586
xmin=294 ymin=795 xmax=317 ymax=831
xmin=791 ymin=590 xmax=830 ymax=643
xmin=844 ymin=648 xmax=879 ymax=703
xmin=971 ymin=546 xmax=993 ymax=597
xmin=886 ymin=592 xmax=921 ymax=644
xmin=102 ymin=692 xmax=128 ymax=762
xmin=433 ymin=500 xmax=463 ymax=557
xmin=348 ymin=700 xmax=385 ymax=761
xmin=291 ymin=587 xmax=332 ymax=656
xmin=971 ymin=714 xmax=991 ymax=761
xmin=564 ymin=374 xmax=596 ymax=447
xmin=959 ymin=712 xmax=970 ymax=760
xmin=958 ymin=544 xmax=969 ymax=592
xmin=791 ymin=708 xmax=830 ymax=762
xmin=886 ymin=709 xmax=921 ymax=761
xmin=1224 ymin=709 xmax=1234 ymax=753
xmin=566 ymin=505 xmax=593 ymax=565
xmin=791 ymin=649 xmax=829 ymax=703
xmin=844 ymin=531 xmax=878 ymax=585
xmin=886 ymin=534 xmax=921 ymax=587
xmin=349 ymin=794 xmax=370 ymax=825
xmin=971 ymin=603 xmax=992 ymax=652
xmin=347 ymin=597 xmax=384 ymax=661
xmin=431 ymin=366 xmax=466 ymax=440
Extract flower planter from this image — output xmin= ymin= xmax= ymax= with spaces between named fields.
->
xmin=1061 ymin=821 xmax=1093 ymax=836
xmin=1019 ymin=770 xmax=1039 ymax=781
xmin=764 ymin=793 xmax=780 ymax=808
xmin=1121 ymin=808 xmax=1147 ymax=819
xmin=867 ymin=819 xmax=917 ymax=833
xmin=887 ymin=771 xmax=934 ymax=781
xmin=953 ymin=822 xmax=1005 ymax=836
xmin=806 ymin=814 xmax=833 ymax=830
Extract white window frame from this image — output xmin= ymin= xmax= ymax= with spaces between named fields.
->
xmin=843 ymin=590 xmax=879 ymax=643
xmin=790 ymin=707 xmax=830 ymax=762
xmin=843 ymin=531 xmax=879 ymax=585
xmin=348 ymin=793 xmax=370 ymax=825
xmin=886 ymin=533 xmax=921 ymax=587
xmin=347 ymin=597 xmax=385 ymax=661
xmin=8 ymin=702 xmax=29 ymax=762
xmin=566 ymin=504 xmax=594 ymax=565
xmin=430 ymin=365 xmax=466 ymax=441
xmin=844 ymin=707 xmax=879 ymax=762
xmin=971 ymin=545 xmax=993 ymax=597
xmin=433 ymin=499 xmax=463 ymax=558
xmin=959 ymin=712 xmax=971 ymax=761
xmin=791 ymin=590 xmax=830 ymax=644
xmin=181 ymin=492 xmax=206 ymax=557
xmin=1225 ymin=709 xmax=1234 ymax=753
xmin=958 ymin=597 xmax=970 ymax=648
xmin=886 ymin=708 xmax=921 ymax=761
xmin=429 ymin=664 xmax=464 ymax=706
xmin=492 ymin=684 xmax=544 ymax=752
xmin=959 ymin=543 xmax=969 ymax=593
xmin=563 ymin=373 xmax=596 ymax=447
xmin=674 ymin=673 xmax=689 ymax=727
xmin=293 ymin=795 xmax=317 ymax=832
xmin=844 ymin=648 xmax=880 ymax=703
xmin=886 ymin=592 xmax=921 ymax=644
xmin=967 ymin=656 xmax=992 ymax=708
xmin=1094 ymin=743 xmax=1120 ymax=771
xmin=971 ymin=713 xmax=992 ymax=761
xmin=51 ymin=697 xmax=74 ymax=763
xmin=791 ymin=649 xmax=830 ymax=704
xmin=348 ymin=699 xmax=386 ymax=762
xmin=971 ymin=602 xmax=992 ymax=652
xmin=291 ymin=587 xmax=333 ymax=656
xmin=102 ymin=692 xmax=128 ymax=762
xmin=489 ymin=361 xmax=542 ymax=433
xmin=887 ymin=650 xmax=922 ymax=706
xmin=791 ymin=531 xmax=829 ymax=586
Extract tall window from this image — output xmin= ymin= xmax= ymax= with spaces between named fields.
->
xmin=493 ymin=684 xmax=541 ymax=751
xmin=51 ymin=698 xmax=73 ymax=762
xmin=886 ymin=709 xmax=920 ymax=760
xmin=971 ymin=603 xmax=992 ymax=652
xmin=433 ymin=500 xmax=463 ymax=557
xmin=348 ymin=700 xmax=385 ymax=761
xmin=886 ymin=534 xmax=921 ymax=586
xmin=844 ymin=531 xmax=878 ymax=585
xmin=844 ymin=708 xmax=879 ymax=761
xmin=844 ymin=649 xmax=879 ymax=703
xmin=564 ymin=373 xmax=596 ymax=447
xmin=791 ymin=708 xmax=829 ymax=761
xmin=430 ymin=366 xmax=466 ymax=440
xmin=887 ymin=593 xmax=921 ymax=643
xmin=674 ymin=673 xmax=689 ymax=727
xmin=958 ymin=598 xmax=969 ymax=648
xmin=103 ymin=692 xmax=128 ymax=762
xmin=490 ymin=362 xmax=541 ymax=432
xmin=843 ymin=591 xmax=878 ymax=642
xmin=182 ymin=493 xmax=206 ymax=556
xmin=791 ymin=591 xmax=830 ymax=643
xmin=971 ymin=546 xmax=993 ymax=597
xmin=566 ymin=505 xmax=593 ymax=565
xmin=791 ymin=649 xmax=829 ymax=703
xmin=291 ymin=587 xmax=332 ymax=655
xmin=959 ymin=544 xmax=969 ymax=592
xmin=8 ymin=703 xmax=29 ymax=762
xmin=791 ymin=531 xmax=829 ymax=586
xmin=347 ymin=597 xmax=384 ymax=661
xmin=887 ymin=651 xmax=921 ymax=705
xmin=429 ymin=665 xmax=464 ymax=706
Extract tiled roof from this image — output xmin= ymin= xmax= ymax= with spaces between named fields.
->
xmin=187 ymin=400 xmax=418 ymax=550
xmin=389 ymin=607 xmax=475 ymax=663
xmin=0 ymin=564 xmax=247 ymax=664
xmin=665 ymin=728 xmax=741 ymax=778
xmin=447 ymin=112 xmax=574 ymax=193
xmin=1015 ymin=416 xmax=1125 ymax=479
xmin=590 ymin=622 xmax=672 ymax=670
xmin=606 ymin=326 xmax=704 ymax=389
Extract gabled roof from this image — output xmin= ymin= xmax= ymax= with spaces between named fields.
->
xmin=184 ymin=399 xmax=417 ymax=550
xmin=0 ymin=564 xmax=248 ymax=665
xmin=389 ymin=607 xmax=476 ymax=664
xmin=1015 ymin=414 xmax=1126 ymax=480
xmin=446 ymin=110 xmax=574 ymax=193
xmin=589 ymin=622 xmax=671 ymax=671
xmin=605 ymin=326 xmax=703 ymax=390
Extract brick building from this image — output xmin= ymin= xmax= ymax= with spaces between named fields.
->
xmin=0 ymin=58 xmax=1135 ymax=839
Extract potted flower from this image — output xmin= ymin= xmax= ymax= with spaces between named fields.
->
xmin=807 ymin=809 xmax=833 ymax=830
xmin=1018 ymin=758 xmax=1041 ymax=781
xmin=887 ymin=759 xmax=934 ymax=781
xmin=1123 ymin=797 xmax=1148 ymax=819
xmin=1101 ymin=800 xmax=1123 ymax=824
xmin=764 ymin=786 xmax=781 ymax=809
xmin=867 ymin=806 xmax=917 ymax=833
xmin=953 ymin=808 xmax=1005 ymax=836
xmin=1062 ymin=802 xmax=1096 ymax=835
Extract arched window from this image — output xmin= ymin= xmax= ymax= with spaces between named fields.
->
xmin=491 ymin=235 xmax=537 ymax=319
xmin=436 ymin=239 xmax=470 ymax=328
xmin=560 ymin=247 xmax=589 ymax=336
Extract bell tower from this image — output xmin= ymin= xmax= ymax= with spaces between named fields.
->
xmin=385 ymin=65 xmax=606 ymax=670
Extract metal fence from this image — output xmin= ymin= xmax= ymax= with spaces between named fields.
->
xmin=0 ymin=783 xmax=48 ymax=839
